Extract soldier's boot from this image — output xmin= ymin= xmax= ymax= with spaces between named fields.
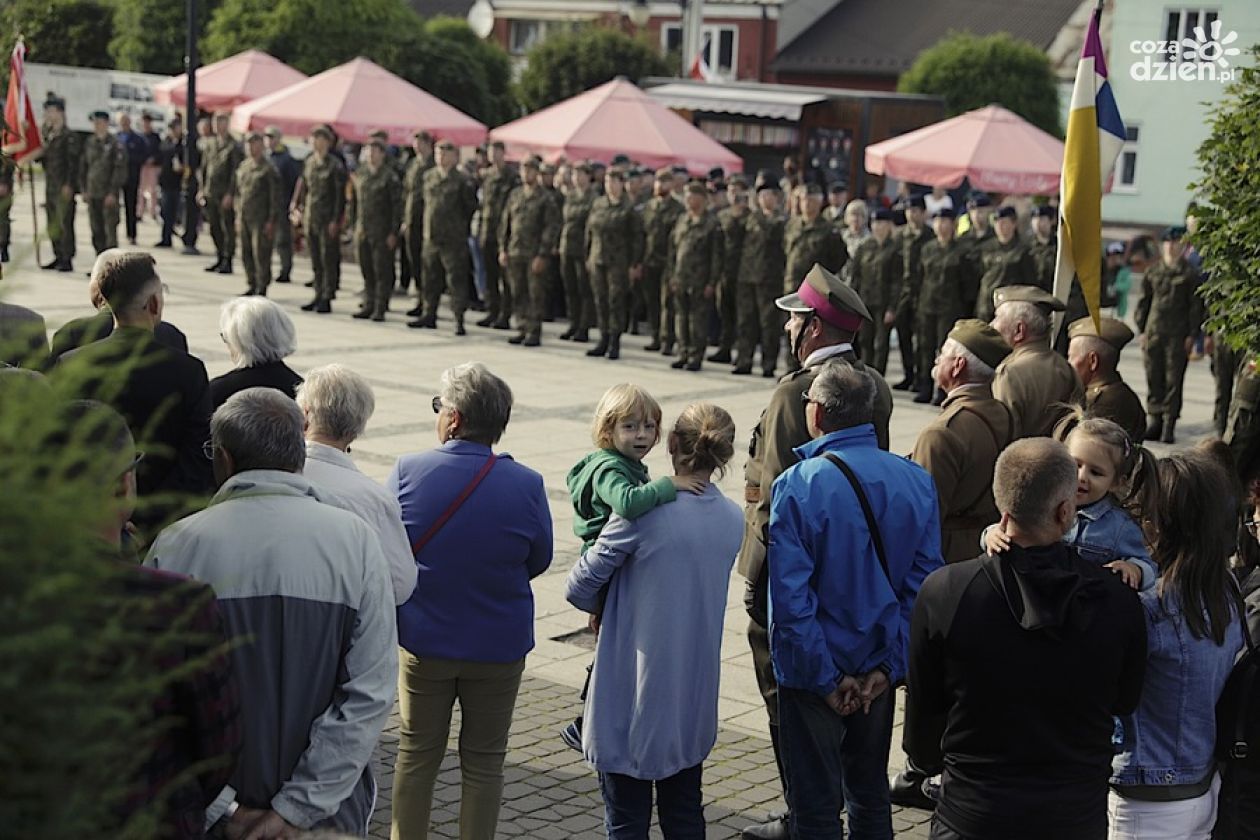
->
xmin=644 ymin=338 xmax=662 ymax=352
xmin=894 ymin=376 xmax=915 ymax=391
xmin=685 ymin=359 xmax=702 ymax=372
xmin=607 ymin=334 xmax=621 ymax=360
xmin=1144 ymin=415 xmax=1164 ymax=442
xmin=476 ymin=313 xmax=496 ymax=327
xmin=508 ymin=333 xmax=526 ymax=345
xmin=660 ymin=342 xmax=675 ymax=357
xmin=913 ymin=382 xmax=934 ymax=404
xmin=454 ymin=315 xmax=466 ymax=337
xmin=1 ymin=245 xmax=9 ymax=262
xmin=204 ymin=259 xmax=223 ymax=272
xmin=353 ymin=307 xmax=373 ymax=320
xmin=1160 ymin=419 xmax=1176 ymax=445
xmin=523 ymin=333 xmax=541 ymax=348
xmin=572 ymin=330 xmax=589 ymax=343
xmin=559 ymin=328 xmax=575 ymax=341
xmin=275 ymin=273 xmax=290 ymax=284
xmin=301 ymin=298 xmax=321 ymax=311
xmin=707 ymin=350 xmax=732 ymax=364
xmin=315 ymin=300 xmax=332 ymax=314
xmin=217 ymin=259 xmax=233 ymax=275
xmin=492 ymin=317 xmax=512 ymax=330
xmin=670 ymin=358 xmax=688 ymax=370
xmin=586 ymin=336 xmax=609 ymax=357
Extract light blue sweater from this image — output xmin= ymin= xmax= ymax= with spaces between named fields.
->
xmin=565 ymin=484 xmax=743 ymax=780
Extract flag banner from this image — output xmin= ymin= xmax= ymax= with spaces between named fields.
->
xmin=3 ymin=38 xmax=43 ymax=164
xmin=689 ymin=34 xmax=715 ymax=82
xmin=1054 ymin=3 xmax=1124 ymax=333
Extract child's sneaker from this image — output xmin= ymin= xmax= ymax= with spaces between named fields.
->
xmin=560 ymin=718 xmax=583 ymax=752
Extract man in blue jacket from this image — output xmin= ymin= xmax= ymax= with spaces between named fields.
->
xmin=769 ymin=360 xmax=942 ymax=840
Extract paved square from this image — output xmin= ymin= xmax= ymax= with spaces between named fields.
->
xmin=0 ymin=190 xmax=1218 ymax=838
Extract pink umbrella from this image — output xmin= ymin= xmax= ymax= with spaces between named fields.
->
xmin=228 ymin=57 xmax=486 ymax=146
xmin=489 ymin=78 xmax=740 ymax=176
xmin=153 ymin=50 xmax=307 ymax=110
xmin=864 ymin=105 xmax=1065 ymax=196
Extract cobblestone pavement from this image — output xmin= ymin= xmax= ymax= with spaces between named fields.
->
xmin=2 ymin=186 xmax=1215 ymax=839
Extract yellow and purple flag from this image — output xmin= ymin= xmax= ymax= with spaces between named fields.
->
xmin=1055 ymin=3 xmax=1125 ymax=333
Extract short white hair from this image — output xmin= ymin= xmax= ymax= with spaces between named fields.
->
xmin=219 ymin=297 xmax=297 ymax=368
xmin=995 ymin=301 xmax=1049 ymax=338
xmin=296 ymin=364 xmax=376 ymax=444
xmin=843 ymin=199 xmax=869 ymax=223
xmin=941 ymin=338 xmax=995 ymax=383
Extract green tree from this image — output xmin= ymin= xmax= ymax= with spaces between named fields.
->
xmin=424 ymin=16 xmax=517 ymax=125
xmin=1192 ymin=44 xmax=1260 ymax=352
xmin=516 ymin=26 xmax=671 ymax=113
xmin=898 ymin=31 xmax=1062 ymax=137
xmin=111 ymin=0 xmax=224 ymax=76
xmin=2 ymin=0 xmax=114 ymax=70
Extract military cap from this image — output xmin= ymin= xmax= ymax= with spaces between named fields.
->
xmin=685 ymin=180 xmax=708 ymax=196
xmin=727 ymin=173 xmax=748 ymax=189
xmin=1032 ymin=204 xmax=1057 ymax=219
xmin=803 ymin=182 xmax=824 ymax=196
xmin=967 ymin=192 xmax=993 ymax=208
xmin=671 ymin=164 xmax=688 ymax=176
xmin=89 ymin=110 xmax=110 ymax=121
xmin=871 ymin=207 xmax=894 ymax=222
xmin=829 ymin=182 xmax=848 ymax=194
xmin=707 ymin=166 xmax=724 ymax=180
xmin=931 ymin=207 xmax=956 ymax=220
xmin=948 ymin=319 xmax=1012 ymax=369
xmin=1106 ymin=241 xmax=1126 ymax=256
xmin=1068 ymin=316 xmax=1135 ymax=351
xmin=489 ymin=140 xmax=506 ymax=150
xmin=521 ymin=154 xmax=542 ymax=170
xmin=604 ymin=167 xmax=625 ymax=181
xmin=654 ymin=167 xmax=674 ymax=182
xmin=414 ymin=129 xmax=434 ymax=142
xmin=572 ymin=161 xmax=592 ymax=175
xmin=540 ymin=162 xmax=557 ymax=175
xmin=776 ymin=264 xmax=872 ymax=332
xmin=43 ymin=93 xmax=65 ymax=111
xmin=1162 ymin=225 xmax=1188 ymax=241
xmin=369 ymin=129 xmax=388 ymax=141
xmin=310 ymin=124 xmax=334 ymax=141
xmin=994 ymin=205 xmax=1018 ymax=221
xmin=906 ymin=194 xmax=926 ymax=210
xmin=993 ymin=284 xmax=1067 ymax=313
xmin=611 ymin=153 xmax=631 ymax=166
xmin=263 ymin=125 xmax=283 ymax=138
xmin=436 ymin=139 xmax=456 ymax=151
xmin=245 ymin=130 xmax=265 ymax=143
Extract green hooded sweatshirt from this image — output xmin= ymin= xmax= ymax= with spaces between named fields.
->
xmin=566 ymin=448 xmax=677 ymax=551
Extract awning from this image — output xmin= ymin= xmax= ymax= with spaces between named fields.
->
xmin=646 ymin=82 xmax=826 ymax=121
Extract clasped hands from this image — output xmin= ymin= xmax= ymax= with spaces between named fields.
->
xmin=825 ymin=670 xmax=889 ymax=717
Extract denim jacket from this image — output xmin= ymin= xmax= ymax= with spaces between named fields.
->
xmin=1110 ymin=585 xmax=1244 ymax=789
xmin=1065 ymin=496 xmax=1156 ymax=591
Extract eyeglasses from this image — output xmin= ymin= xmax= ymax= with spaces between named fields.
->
xmin=202 ymin=439 xmax=216 ymax=460
xmin=431 ymin=396 xmax=442 ymax=414
xmin=1247 ymin=519 xmax=1260 ymax=538
xmin=120 ymin=450 xmax=145 ymax=477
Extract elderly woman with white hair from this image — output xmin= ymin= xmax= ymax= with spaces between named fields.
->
xmin=209 ymin=297 xmax=302 ymax=410
xmin=297 ymin=364 xmax=417 ymax=606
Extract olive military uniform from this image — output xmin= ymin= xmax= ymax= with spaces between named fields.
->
xmin=200 ymin=135 xmax=245 ymax=266
xmin=402 ymin=152 xmax=434 ymax=297
xmin=715 ymin=203 xmax=748 ymax=359
xmin=233 ymin=154 xmax=284 ymax=295
xmin=897 ymin=223 xmax=934 ymax=384
xmin=782 ymin=214 xmax=847 ymax=293
xmin=851 ymin=235 xmax=903 ymax=374
xmin=915 ymin=238 xmax=980 ymax=393
xmin=81 ymin=132 xmax=127 ymax=254
xmin=301 ymin=151 xmax=348 ymax=306
xmin=422 ymin=165 xmax=479 ymax=324
xmin=1135 ymin=257 xmax=1203 ymax=425
xmin=41 ymin=121 xmax=81 ymax=266
xmin=735 ymin=208 xmax=787 ymax=375
xmin=1029 ymin=234 xmax=1057 ymax=291
xmin=478 ymin=164 xmax=519 ymax=324
xmin=560 ymin=185 xmax=596 ymax=338
xmin=641 ymin=192 xmax=685 ymax=348
xmin=499 ymin=182 xmax=561 ymax=341
xmin=974 ymin=235 xmax=1039 ymax=321
xmin=351 ymin=162 xmax=403 ymax=318
xmin=584 ymin=194 xmax=644 ymax=343
xmin=664 ymin=207 xmax=722 ymax=368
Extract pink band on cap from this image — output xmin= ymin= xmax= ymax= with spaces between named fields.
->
xmin=798 ymin=281 xmax=864 ymax=332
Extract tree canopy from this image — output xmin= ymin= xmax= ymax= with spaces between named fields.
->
xmin=898 ymin=31 xmax=1063 ymax=137
xmin=111 ymin=0 xmax=223 ymax=77
xmin=1192 ymin=45 xmax=1260 ymax=353
xmin=2 ymin=0 xmax=115 ymax=71
xmin=516 ymin=26 xmax=671 ymax=113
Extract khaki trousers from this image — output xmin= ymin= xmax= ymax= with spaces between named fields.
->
xmin=391 ymin=652 xmax=524 ymax=840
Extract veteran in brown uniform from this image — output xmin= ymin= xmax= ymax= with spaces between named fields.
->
xmin=1060 ymin=316 xmax=1146 ymax=443
xmin=735 ymin=264 xmax=892 ymax=840
xmin=911 ymin=319 xmax=1014 ymax=563
xmin=990 ymin=285 xmax=1084 ymax=439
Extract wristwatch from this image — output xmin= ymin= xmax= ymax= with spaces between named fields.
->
xmin=224 ymin=800 xmax=239 ymax=820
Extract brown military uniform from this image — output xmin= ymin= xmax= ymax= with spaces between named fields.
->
xmin=993 ymin=342 xmax=1084 ymax=439
xmin=1082 ymin=372 xmax=1146 ymax=444
xmin=911 ymin=384 xmax=1014 ymax=563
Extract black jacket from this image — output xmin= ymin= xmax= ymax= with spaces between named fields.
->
xmin=158 ymin=136 xmax=187 ymax=192
xmin=209 ymin=361 xmax=303 ymax=411
xmin=49 ymin=310 xmax=188 ymax=365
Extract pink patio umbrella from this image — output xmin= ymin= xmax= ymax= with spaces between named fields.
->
xmin=228 ymin=57 xmax=486 ymax=146
xmin=489 ymin=78 xmax=740 ymax=176
xmin=864 ymin=104 xmax=1065 ymax=196
xmin=153 ymin=50 xmax=307 ymax=110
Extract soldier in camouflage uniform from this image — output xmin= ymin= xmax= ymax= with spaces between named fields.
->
xmin=299 ymin=125 xmax=348 ymax=314
xmin=410 ymin=140 xmax=477 ymax=334
xmin=915 ymin=208 xmax=980 ymax=403
xmin=894 ymin=195 xmax=933 ymax=389
xmin=710 ymin=175 xmax=749 ymax=365
xmin=665 ymin=182 xmax=722 ymax=371
xmin=80 ymin=111 xmax=126 ymax=256
xmin=974 ymin=206 xmax=1039 ymax=321
xmin=559 ymin=162 xmax=596 ymax=342
xmin=401 ymin=130 xmax=434 ymax=302
xmin=583 ymin=168 xmax=644 ymax=360
xmin=0 ymin=152 xmax=14 ymax=264
xmin=734 ymin=183 xmax=787 ymax=377
xmin=477 ymin=141 xmax=519 ymax=328
xmin=264 ymin=126 xmax=301 ymax=284
xmin=851 ymin=208 xmax=904 ymax=375
xmin=368 ymin=129 xmax=409 ymax=295
xmin=233 ymin=132 xmax=283 ymax=296
xmin=349 ymin=139 xmax=402 ymax=321
xmin=199 ymin=112 xmax=244 ymax=273
xmin=497 ymin=156 xmax=560 ymax=346
xmin=641 ymin=169 xmax=684 ymax=353
xmin=782 ymin=183 xmax=847 ymax=293
xmin=40 ymin=95 xmax=80 ymax=272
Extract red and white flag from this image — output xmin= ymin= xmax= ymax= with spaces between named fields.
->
xmin=688 ymin=34 xmax=715 ymax=82
xmin=3 ymin=38 xmax=43 ymax=164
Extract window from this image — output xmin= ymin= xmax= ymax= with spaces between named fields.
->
xmin=509 ymin=20 xmax=544 ymax=54
xmin=1164 ymin=8 xmax=1220 ymax=62
xmin=661 ymin=23 xmax=738 ymax=78
xmin=1116 ymin=124 xmax=1140 ymax=192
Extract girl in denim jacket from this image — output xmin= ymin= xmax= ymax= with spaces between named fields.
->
xmin=985 ymin=416 xmax=1157 ymax=589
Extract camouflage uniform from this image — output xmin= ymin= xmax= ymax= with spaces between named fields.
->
xmin=1135 ymin=257 xmax=1203 ymax=425
xmin=715 ymin=205 xmax=748 ymax=358
xmin=782 ymin=215 xmax=847 ymax=293
xmin=734 ymin=209 xmax=787 ymax=375
xmin=498 ymin=184 xmax=561 ymax=340
xmin=421 ymin=166 xmax=478 ymax=323
xmin=664 ymin=210 xmax=722 ymax=368
xmin=641 ymin=195 xmax=684 ymax=347
xmin=41 ymin=122 xmax=80 ymax=263
xmin=974 ymin=235 xmax=1040 ymax=321
xmin=560 ymin=186 xmax=596 ymax=337
xmin=302 ymin=152 xmax=348 ymax=304
xmin=200 ymin=135 xmax=244 ymax=265
xmin=80 ymin=132 xmax=126 ymax=254
xmin=351 ymin=163 xmax=403 ymax=317
xmin=478 ymin=165 xmax=520 ymax=323
xmin=402 ymin=153 xmax=434 ymax=298
xmin=1029 ymin=234 xmax=1057 ymax=291
xmin=851 ymin=235 xmax=904 ymax=374
xmin=584 ymin=195 xmax=644 ymax=339
xmin=916 ymin=239 xmax=980 ymax=393
xmin=233 ymin=156 xmax=283 ymax=295
xmin=896 ymin=223 xmax=934 ymax=384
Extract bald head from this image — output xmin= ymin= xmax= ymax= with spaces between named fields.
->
xmin=993 ymin=438 xmax=1077 ymax=536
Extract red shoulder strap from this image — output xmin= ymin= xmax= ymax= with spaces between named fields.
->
xmin=410 ymin=455 xmax=498 ymax=558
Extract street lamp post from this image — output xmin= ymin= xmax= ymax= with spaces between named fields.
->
xmin=183 ymin=0 xmax=199 ymax=252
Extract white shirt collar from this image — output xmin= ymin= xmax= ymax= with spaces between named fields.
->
xmin=803 ymin=343 xmax=854 ymax=368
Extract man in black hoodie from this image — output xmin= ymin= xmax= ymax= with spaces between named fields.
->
xmin=905 ymin=437 xmax=1147 ymax=840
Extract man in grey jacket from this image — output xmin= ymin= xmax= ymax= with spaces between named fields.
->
xmin=146 ymin=387 xmax=397 ymax=837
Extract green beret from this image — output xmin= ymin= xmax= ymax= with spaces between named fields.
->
xmin=948 ymin=318 xmax=1012 ymax=369
xmin=1068 ymin=316 xmax=1135 ymax=350
xmin=992 ymin=284 xmax=1067 ymax=313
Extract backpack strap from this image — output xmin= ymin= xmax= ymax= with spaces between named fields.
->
xmin=821 ymin=452 xmax=893 ymax=591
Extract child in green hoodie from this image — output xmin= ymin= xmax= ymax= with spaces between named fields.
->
xmin=560 ymin=383 xmax=707 ymax=750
